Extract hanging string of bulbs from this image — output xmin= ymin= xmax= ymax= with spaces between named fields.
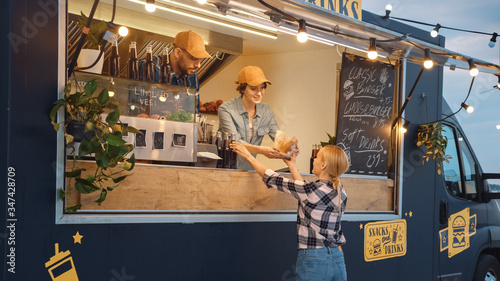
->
xmin=249 ymin=0 xmax=500 ymax=133
xmin=383 ymin=5 xmax=498 ymax=48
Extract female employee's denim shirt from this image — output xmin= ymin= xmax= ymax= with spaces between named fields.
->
xmin=218 ymin=96 xmax=279 ymax=170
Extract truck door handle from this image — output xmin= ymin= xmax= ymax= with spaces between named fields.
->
xmin=440 ymin=200 xmax=449 ymax=225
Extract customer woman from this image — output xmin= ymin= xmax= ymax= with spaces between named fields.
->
xmin=218 ymin=65 xmax=287 ymax=170
xmin=230 ymin=142 xmax=350 ymax=281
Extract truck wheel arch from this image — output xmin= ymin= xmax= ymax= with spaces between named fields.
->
xmin=473 ymin=254 xmax=500 ymax=281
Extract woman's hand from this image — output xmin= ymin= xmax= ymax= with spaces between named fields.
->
xmin=283 ymin=148 xmax=298 ymax=166
xmin=261 ymin=146 xmax=290 ymax=159
xmin=230 ymin=142 xmax=253 ymax=161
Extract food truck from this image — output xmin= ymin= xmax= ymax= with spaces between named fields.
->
xmin=2 ymin=0 xmax=500 ymax=280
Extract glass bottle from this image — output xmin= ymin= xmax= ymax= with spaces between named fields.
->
xmin=143 ymin=45 xmax=155 ymax=82
xmin=216 ymin=132 xmax=223 ymax=168
xmin=160 ymin=46 xmax=171 ymax=84
xmin=127 ymin=41 xmax=139 ymax=80
xmin=223 ymin=132 xmax=231 ymax=169
xmin=109 ymin=40 xmax=120 ymax=77
xmin=230 ymin=133 xmax=237 ymax=169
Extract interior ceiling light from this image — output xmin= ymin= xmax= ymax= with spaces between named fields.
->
xmin=461 ymin=102 xmax=474 ymax=113
xmin=430 ymin=23 xmax=441 ymax=38
xmin=145 ymin=0 xmax=156 ymax=12
xmin=118 ymin=26 xmax=129 ymax=37
xmin=129 ymin=0 xmax=278 ymax=39
xmin=384 ymin=4 xmax=392 ymax=19
xmin=468 ymin=59 xmax=479 ymax=77
xmin=367 ymin=38 xmax=377 ymax=60
xmin=489 ymin=32 xmax=498 ymax=48
xmin=423 ymin=48 xmax=433 ymax=69
xmin=297 ymin=19 xmax=308 ymax=43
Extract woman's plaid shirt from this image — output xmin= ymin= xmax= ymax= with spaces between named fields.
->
xmin=263 ymin=169 xmax=347 ymax=249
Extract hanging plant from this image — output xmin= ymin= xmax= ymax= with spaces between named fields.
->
xmin=50 ymin=79 xmax=141 ymax=212
xmin=416 ymin=122 xmax=452 ymax=175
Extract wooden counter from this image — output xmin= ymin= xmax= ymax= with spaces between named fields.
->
xmin=67 ymin=162 xmax=394 ymax=212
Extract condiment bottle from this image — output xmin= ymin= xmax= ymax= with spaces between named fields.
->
xmin=223 ymin=132 xmax=230 ymax=169
xmin=160 ymin=46 xmax=171 ymax=84
xmin=229 ymin=133 xmax=237 ymax=169
xmin=143 ymin=44 xmax=155 ymax=82
xmin=127 ymin=41 xmax=139 ymax=80
xmin=216 ymin=132 xmax=223 ymax=168
xmin=109 ymin=40 xmax=120 ymax=77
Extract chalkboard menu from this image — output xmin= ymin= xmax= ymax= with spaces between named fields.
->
xmin=335 ymin=53 xmax=395 ymax=176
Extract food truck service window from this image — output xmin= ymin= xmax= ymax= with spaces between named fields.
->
xmin=55 ymin=0 xmax=400 ymax=224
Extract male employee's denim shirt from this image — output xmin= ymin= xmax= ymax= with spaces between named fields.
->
xmin=218 ymin=96 xmax=279 ymax=170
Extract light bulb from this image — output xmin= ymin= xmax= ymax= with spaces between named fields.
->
xmin=297 ymin=19 xmax=308 ymax=43
xmin=118 ymin=26 xmax=129 ymax=37
xmin=297 ymin=31 xmax=308 ymax=43
xmin=196 ymin=0 xmax=207 ymax=4
xmin=384 ymin=4 xmax=392 ymax=18
xmin=108 ymin=90 xmax=115 ymax=97
xmin=468 ymin=59 xmax=479 ymax=77
xmin=489 ymin=33 xmax=498 ymax=48
xmin=461 ymin=102 xmax=474 ymax=113
xmin=423 ymin=49 xmax=433 ymax=69
xmin=431 ymin=24 xmax=441 ymax=38
xmin=400 ymin=120 xmax=409 ymax=134
xmin=424 ymin=60 xmax=434 ymax=69
xmin=367 ymin=38 xmax=377 ymax=60
xmin=496 ymin=124 xmax=500 ymax=130
xmin=130 ymin=105 xmax=136 ymax=110
xmin=145 ymin=3 xmax=156 ymax=12
xmin=159 ymin=95 xmax=167 ymax=102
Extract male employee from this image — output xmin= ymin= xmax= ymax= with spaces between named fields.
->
xmin=169 ymin=30 xmax=211 ymax=112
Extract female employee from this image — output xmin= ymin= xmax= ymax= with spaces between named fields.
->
xmin=218 ymin=65 xmax=286 ymax=170
xmin=230 ymin=142 xmax=349 ymax=281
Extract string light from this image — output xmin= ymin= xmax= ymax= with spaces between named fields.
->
xmin=468 ymin=59 xmax=479 ymax=77
xmin=367 ymin=38 xmax=377 ymax=60
xmin=430 ymin=24 xmax=441 ymax=38
xmin=145 ymin=0 xmax=156 ymax=12
xmin=461 ymin=102 xmax=474 ymax=113
xmin=401 ymin=120 xmax=410 ymax=134
xmin=423 ymin=48 xmax=433 ymax=69
xmin=489 ymin=32 xmax=498 ymax=48
xmin=384 ymin=4 xmax=392 ymax=19
xmin=297 ymin=19 xmax=308 ymax=43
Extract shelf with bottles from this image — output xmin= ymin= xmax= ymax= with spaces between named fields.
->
xmin=70 ymin=70 xmax=197 ymax=123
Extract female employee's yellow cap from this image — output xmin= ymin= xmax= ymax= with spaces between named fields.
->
xmin=174 ymin=31 xmax=211 ymax=59
xmin=237 ymin=66 xmax=272 ymax=86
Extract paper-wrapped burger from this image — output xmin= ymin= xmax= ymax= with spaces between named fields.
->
xmin=274 ymin=130 xmax=298 ymax=158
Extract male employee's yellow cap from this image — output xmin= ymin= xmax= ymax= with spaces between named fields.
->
xmin=237 ymin=66 xmax=272 ymax=86
xmin=174 ymin=30 xmax=211 ymax=59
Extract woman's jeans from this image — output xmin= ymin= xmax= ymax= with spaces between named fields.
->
xmin=296 ymin=247 xmax=347 ymax=281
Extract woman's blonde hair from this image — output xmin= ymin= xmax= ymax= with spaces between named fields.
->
xmin=319 ymin=145 xmax=349 ymax=189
